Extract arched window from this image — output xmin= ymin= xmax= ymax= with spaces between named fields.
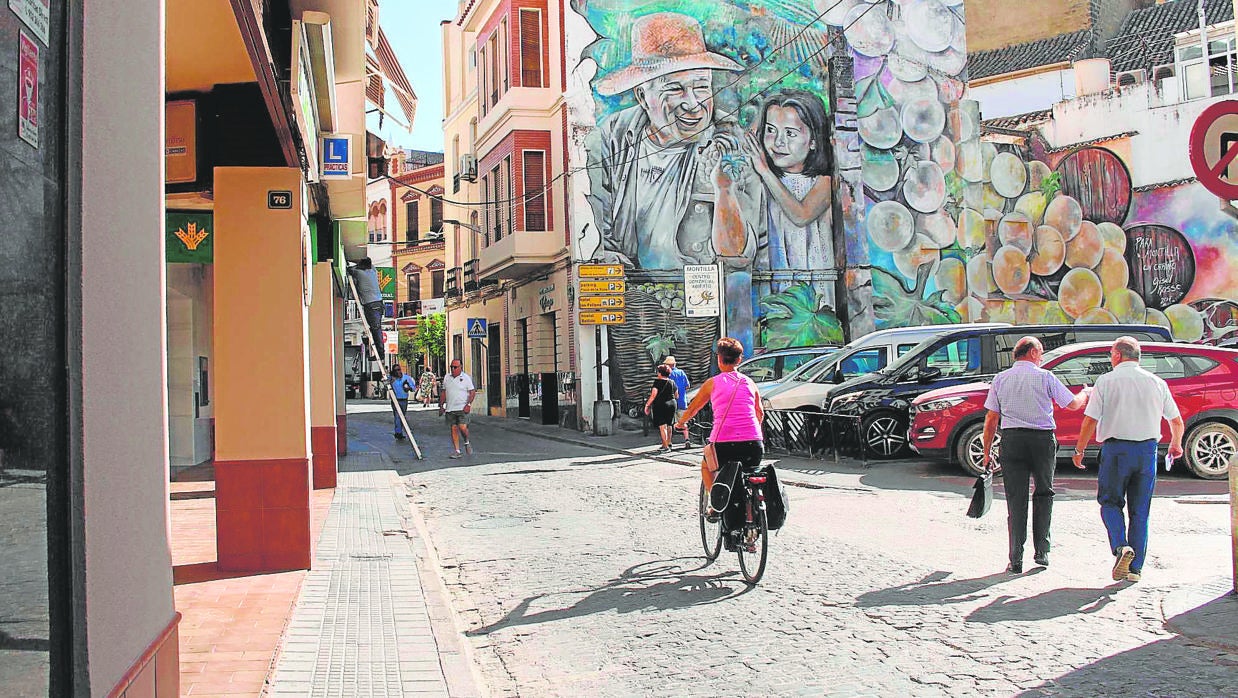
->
xmin=376 ymin=200 xmax=388 ymax=242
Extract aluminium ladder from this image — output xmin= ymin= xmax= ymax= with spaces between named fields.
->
xmin=347 ymin=273 xmax=424 ymax=460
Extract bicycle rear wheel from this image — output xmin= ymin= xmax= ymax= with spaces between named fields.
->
xmin=699 ymin=482 xmax=722 ymax=561
xmin=737 ymin=506 xmax=769 ymax=584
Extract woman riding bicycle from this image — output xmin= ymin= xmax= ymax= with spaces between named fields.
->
xmin=676 ymin=337 xmax=765 ymax=551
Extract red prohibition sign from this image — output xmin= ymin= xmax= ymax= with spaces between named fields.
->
xmin=1188 ymin=99 xmax=1238 ymax=200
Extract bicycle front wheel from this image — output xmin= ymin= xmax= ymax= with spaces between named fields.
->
xmin=737 ymin=506 xmax=769 ymax=584
xmin=699 ymin=482 xmax=722 ymax=561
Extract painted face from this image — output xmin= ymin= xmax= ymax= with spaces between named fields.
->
xmin=762 ymin=105 xmax=814 ymax=173
xmin=636 ymin=69 xmax=714 ymax=145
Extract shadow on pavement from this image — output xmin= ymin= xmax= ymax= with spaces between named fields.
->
xmin=855 ymin=569 xmax=1037 ymax=608
xmin=965 ymin=584 xmax=1123 ymax=623
xmin=1016 ymin=637 xmax=1236 ymax=697
xmin=466 ymin=556 xmax=750 ymax=636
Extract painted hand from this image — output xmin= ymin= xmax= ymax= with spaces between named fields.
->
xmin=743 ymin=131 xmax=771 ymax=176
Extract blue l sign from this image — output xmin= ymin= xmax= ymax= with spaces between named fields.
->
xmin=320 ymin=135 xmax=351 ymax=179
xmin=467 ymin=318 xmax=488 ymax=339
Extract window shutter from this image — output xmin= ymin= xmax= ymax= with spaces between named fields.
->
xmin=519 ymin=10 xmax=542 ymax=88
xmin=430 ymin=197 xmax=443 ymax=234
xmin=406 ymin=201 xmax=418 ymax=242
xmin=523 ymin=151 xmax=546 ymax=232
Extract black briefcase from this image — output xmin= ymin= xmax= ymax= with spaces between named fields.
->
xmin=966 ymin=473 xmax=993 ymax=519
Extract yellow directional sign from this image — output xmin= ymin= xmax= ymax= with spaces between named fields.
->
xmin=578 ymin=264 xmax=626 ymax=278
xmin=579 ymin=279 xmax=626 ymax=294
xmin=578 ymin=311 xmax=626 ymax=325
xmin=579 ymin=295 xmax=625 ymax=309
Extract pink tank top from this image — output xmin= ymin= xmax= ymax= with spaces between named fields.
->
xmin=709 ymin=371 xmax=763 ymax=443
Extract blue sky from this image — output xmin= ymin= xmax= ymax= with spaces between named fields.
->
xmin=380 ymin=0 xmax=459 ymax=152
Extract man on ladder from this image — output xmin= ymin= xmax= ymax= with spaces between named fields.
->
xmin=348 ymin=258 xmax=385 ymax=361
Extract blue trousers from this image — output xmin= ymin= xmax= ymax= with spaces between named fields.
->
xmin=1097 ymin=439 xmax=1157 ymax=573
xmin=393 ymin=398 xmax=409 ymax=435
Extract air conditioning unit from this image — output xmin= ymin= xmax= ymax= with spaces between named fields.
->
xmin=1116 ymin=69 xmax=1147 ymax=87
xmin=459 ymin=154 xmax=477 ymax=182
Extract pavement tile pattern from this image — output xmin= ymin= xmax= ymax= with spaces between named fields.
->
xmin=266 ymin=464 xmax=453 ymax=698
xmin=355 ymin=407 xmax=1238 ymax=698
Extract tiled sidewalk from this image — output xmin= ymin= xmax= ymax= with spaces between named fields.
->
xmin=266 ymin=460 xmax=481 ymax=697
xmin=171 ymin=470 xmax=333 ymax=696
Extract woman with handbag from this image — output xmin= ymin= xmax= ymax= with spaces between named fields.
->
xmin=643 ymin=364 xmax=678 ymax=451
xmin=676 ymin=337 xmax=765 ymax=551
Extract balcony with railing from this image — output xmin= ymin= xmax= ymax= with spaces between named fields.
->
xmin=444 ymin=268 xmax=460 ymax=300
xmin=462 ymin=259 xmax=478 ymax=293
xmin=478 ymin=225 xmax=561 ymax=280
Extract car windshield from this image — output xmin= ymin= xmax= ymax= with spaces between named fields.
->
xmin=786 ymin=352 xmax=836 ymax=382
xmin=881 ymin=333 xmax=949 ymax=375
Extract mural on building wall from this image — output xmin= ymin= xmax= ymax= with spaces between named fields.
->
xmin=567 ymin=0 xmax=1236 ymax=410
xmin=569 ymin=1 xmax=845 ymax=405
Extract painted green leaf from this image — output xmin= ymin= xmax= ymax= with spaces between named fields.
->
xmin=855 ymin=74 xmax=895 ymax=119
xmin=643 ymin=333 xmax=676 ymax=364
xmin=759 ymin=283 xmax=844 ymax=349
xmin=872 ymin=266 xmax=962 ymax=327
xmin=1040 ymin=171 xmax=1063 ymax=200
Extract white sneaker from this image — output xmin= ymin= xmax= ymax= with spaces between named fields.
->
xmin=464 ymin=441 xmax=473 ymax=455
xmin=449 ymin=450 xmax=462 ymax=459
xmin=1112 ymin=546 xmax=1135 ymax=581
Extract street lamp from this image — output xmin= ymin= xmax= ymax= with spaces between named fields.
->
xmin=441 ymin=218 xmax=486 ymax=235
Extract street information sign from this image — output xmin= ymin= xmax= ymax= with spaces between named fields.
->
xmin=579 ymin=295 xmax=625 ymax=309
xmin=683 ymin=264 xmax=721 ymax=317
xmin=578 ymin=264 xmax=625 ymax=277
xmin=579 ymin=279 xmax=626 ymax=294
xmin=578 ymin=311 xmax=626 ymax=325
xmin=1189 ymin=100 xmax=1238 ymax=199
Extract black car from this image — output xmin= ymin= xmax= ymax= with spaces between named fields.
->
xmin=823 ymin=324 xmax=1175 ymax=458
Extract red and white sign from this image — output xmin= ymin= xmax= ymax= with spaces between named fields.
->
xmin=18 ymin=31 xmax=38 ymax=148
xmin=1188 ymin=99 xmax=1238 ymax=200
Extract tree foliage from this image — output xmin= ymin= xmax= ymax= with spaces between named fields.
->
xmin=399 ymin=312 xmax=446 ymax=368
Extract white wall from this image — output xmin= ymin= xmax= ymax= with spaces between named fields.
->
xmin=1046 ymin=81 xmax=1224 ymax=186
xmin=82 ymin=0 xmax=176 ymax=694
xmin=968 ymin=68 xmax=1075 ymax=120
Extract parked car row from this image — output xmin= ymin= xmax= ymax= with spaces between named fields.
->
xmin=820 ymin=323 xmax=1174 ymax=460
xmin=910 ymin=342 xmax=1238 ymax=480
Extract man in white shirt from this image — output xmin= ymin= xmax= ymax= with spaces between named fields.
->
xmin=1072 ymin=337 xmax=1184 ymax=583
xmin=438 ymin=359 xmax=477 ymax=459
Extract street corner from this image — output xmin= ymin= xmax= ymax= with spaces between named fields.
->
xmin=1161 ymin=577 xmax=1238 ymax=651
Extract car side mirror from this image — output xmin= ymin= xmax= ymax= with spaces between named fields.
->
xmin=832 ymin=369 xmax=844 ymax=384
xmin=918 ymin=366 xmax=942 ymax=383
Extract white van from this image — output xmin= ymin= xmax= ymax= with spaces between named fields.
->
xmin=759 ymin=323 xmax=1010 ymax=411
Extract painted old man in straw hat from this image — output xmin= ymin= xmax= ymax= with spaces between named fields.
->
xmin=586 ymin=12 xmax=763 ymax=271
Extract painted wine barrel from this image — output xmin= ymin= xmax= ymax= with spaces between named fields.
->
xmin=1054 ymin=147 xmax=1133 ymax=226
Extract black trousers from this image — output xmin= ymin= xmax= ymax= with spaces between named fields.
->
xmin=363 ymin=301 xmax=385 ymax=358
xmin=1000 ymin=429 xmax=1058 ymax=563
xmin=710 ymin=440 xmax=764 ymax=536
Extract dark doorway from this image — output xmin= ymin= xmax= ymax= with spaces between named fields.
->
xmin=487 ymin=323 xmax=502 ymax=410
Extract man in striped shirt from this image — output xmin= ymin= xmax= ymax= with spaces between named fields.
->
xmin=982 ymin=337 xmax=1091 ymax=573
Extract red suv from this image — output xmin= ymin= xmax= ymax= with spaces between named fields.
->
xmin=909 ymin=342 xmax=1238 ymax=480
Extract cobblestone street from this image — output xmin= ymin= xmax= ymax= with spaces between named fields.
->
xmin=352 ymin=404 xmax=1238 ymax=697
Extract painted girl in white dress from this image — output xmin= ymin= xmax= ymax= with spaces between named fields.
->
xmin=744 ymin=89 xmax=836 ymax=309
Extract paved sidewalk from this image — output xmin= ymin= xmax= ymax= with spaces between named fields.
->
xmin=266 ymin=456 xmax=484 ymax=697
xmin=171 ymin=470 xmax=334 ymax=697
xmin=1162 ymin=577 xmax=1238 ymax=650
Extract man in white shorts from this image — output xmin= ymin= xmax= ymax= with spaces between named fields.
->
xmin=438 ymin=359 xmax=477 ymax=459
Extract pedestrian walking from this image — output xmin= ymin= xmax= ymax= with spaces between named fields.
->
xmin=677 ymin=337 xmax=766 ymax=552
xmin=416 ymin=368 xmax=437 ymax=408
xmin=981 ymin=336 xmax=1090 ymax=573
xmin=644 ymin=364 xmax=678 ymax=451
xmin=665 ymin=356 xmax=691 ymax=447
xmin=387 ymin=364 xmax=416 ymax=440
xmin=438 ymin=359 xmax=477 ymax=459
xmin=1071 ymin=336 xmax=1184 ymax=583
xmin=348 ymin=258 xmax=386 ymax=360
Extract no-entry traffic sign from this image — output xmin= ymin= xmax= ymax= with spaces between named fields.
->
xmin=1189 ymin=100 xmax=1238 ymax=199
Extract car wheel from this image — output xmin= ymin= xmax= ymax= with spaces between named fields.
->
xmin=862 ymin=412 xmax=909 ymax=459
xmin=955 ymin=422 xmax=1000 ymax=477
xmin=1184 ymin=421 xmax=1237 ymax=480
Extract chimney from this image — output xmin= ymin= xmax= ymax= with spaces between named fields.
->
xmin=1074 ymin=58 xmax=1113 ymax=95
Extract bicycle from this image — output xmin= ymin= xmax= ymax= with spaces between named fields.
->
xmin=698 ymin=462 xmax=770 ymax=585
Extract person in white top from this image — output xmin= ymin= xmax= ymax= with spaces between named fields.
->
xmin=1072 ymin=337 xmax=1184 ymax=583
xmin=438 ymin=360 xmax=477 ymax=459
